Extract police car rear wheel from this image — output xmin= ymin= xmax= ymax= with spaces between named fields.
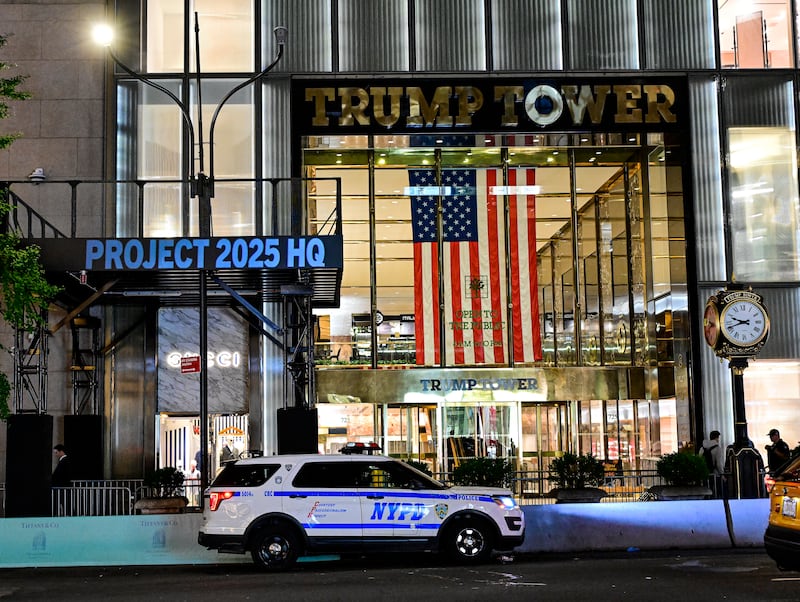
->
xmin=445 ymin=518 xmax=493 ymax=563
xmin=250 ymin=527 xmax=300 ymax=570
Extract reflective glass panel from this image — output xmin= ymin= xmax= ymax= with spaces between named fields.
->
xmin=728 ymin=127 xmax=800 ymax=281
xmin=718 ymin=0 xmax=794 ymax=68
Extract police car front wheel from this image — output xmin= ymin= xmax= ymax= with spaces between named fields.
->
xmin=444 ymin=518 xmax=494 ymax=563
xmin=250 ymin=526 xmax=301 ymax=570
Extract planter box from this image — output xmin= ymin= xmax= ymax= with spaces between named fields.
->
xmin=646 ymin=485 xmax=712 ymax=501
xmin=133 ymin=497 xmax=188 ymax=515
xmin=550 ymin=487 xmax=608 ymax=503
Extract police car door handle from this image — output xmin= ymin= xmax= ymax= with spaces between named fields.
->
xmin=366 ymin=495 xmax=384 ymax=499
xmin=289 ymin=494 xmax=307 ymax=498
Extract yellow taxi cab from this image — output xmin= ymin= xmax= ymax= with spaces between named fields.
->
xmin=764 ymin=454 xmax=800 ymax=571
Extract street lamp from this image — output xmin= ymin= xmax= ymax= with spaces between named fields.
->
xmin=93 ymin=16 xmax=287 ymax=494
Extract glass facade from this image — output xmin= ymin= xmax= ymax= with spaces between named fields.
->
xmin=304 ymin=134 xmax=683 ymax=376
xmin=105 ymin=0 xmax=800 ymax=476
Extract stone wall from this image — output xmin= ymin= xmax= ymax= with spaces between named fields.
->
xmin=0 ymin=1 xmax=106 ymax=484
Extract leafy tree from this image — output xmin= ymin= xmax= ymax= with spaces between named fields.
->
xmin=0 ymin=33 xmax=59 ymax=420
xmin=0 ymin=33 xmax=31 ymax=149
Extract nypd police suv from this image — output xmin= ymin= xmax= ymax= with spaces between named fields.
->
xmin=198 ymin=448 xmax=525 ymax=570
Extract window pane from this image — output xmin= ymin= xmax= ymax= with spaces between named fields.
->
xmin=138 ymin=82 xmax=183 ymax=237
xmin=642 ymin=0 xmax=714 ymax=69
xmin=189 ymin=80 xmax=254 ymax=236
xmin=191 ymin=0 xmax=254 ymax=72
xmin=566 ymin=0 xmax=639 ymax=70
xmin=376 ymin=168 xmax=415 ymax=365
xmin=147 ymin=0 xmax=184 ymax=73
xmin=718 ymin=0 xmax=794 ymax=68
xmin=729 ymin=127 xmax=800 ymax=281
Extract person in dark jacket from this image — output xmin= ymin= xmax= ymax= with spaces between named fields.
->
xmin=765 ymin=429 xmax=791 ymax=476
xmin=51 ymin=443 xmax=72 ymax=487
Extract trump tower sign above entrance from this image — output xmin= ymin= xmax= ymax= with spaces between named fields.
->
xmin=293 ymin=77 xmax=687 ymax=135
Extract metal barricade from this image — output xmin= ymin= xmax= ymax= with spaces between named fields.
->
xmin=51 ymin=481 xmax=140 ymax=517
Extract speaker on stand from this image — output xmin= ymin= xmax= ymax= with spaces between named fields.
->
xmin=277 ymin=407 xmax=318 ymax=454
xmin=5 ymin=414 xmax=54 ymax=517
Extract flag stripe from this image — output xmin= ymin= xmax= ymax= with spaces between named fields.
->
xmin=486 ymin=169 xmax=506 ymax=363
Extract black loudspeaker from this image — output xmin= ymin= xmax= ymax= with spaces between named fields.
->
xmin=5 ymin=414 xmax=54 ymax=517
xmin=277 ymin=407 xmax=319 ymax=454
xmin=65 ymin=415 xmax=103 ymax=480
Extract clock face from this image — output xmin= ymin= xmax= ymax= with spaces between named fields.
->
xmin=703 ymin=302 xmax=719 ymax=347
xmin=720 ymin=300 xmax=768 ymax=346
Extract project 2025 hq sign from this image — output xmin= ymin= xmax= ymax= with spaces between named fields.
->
xmin=35 ymin=235 xmax=344 ymax=271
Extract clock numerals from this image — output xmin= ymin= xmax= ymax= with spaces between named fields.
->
xmin=722 ymin=301 xmax=767 ymax=345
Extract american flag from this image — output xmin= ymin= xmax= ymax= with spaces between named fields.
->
xmin=410 ymin=168 xmax=542 ymax=365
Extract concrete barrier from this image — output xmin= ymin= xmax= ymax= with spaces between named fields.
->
xmin=0 ymin=499 xmax=769 ymax=568
xmin=519 ymin=499 xmax=768 ymax=553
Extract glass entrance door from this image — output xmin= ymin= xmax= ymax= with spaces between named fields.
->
xmin=384 ymin=405 xmax=438 ymax=474
xmin=518 ymin=402 xmax=569 ymax=496
xmin=442 ymin=403 xmax=518 ymax=473
xmin=520 ymin=402 xmax=569 ymax=472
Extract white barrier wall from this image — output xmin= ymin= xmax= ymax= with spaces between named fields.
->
xmin=519 ymin=499 xmax=769 ymax=553
xmin=0 ymin=500 xmax=770 ymax=568
xmin=0 ymin=514 xmax=246 ymax=568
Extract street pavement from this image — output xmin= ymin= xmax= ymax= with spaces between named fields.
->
xmin=0 ymin=549 xmax=798 ymax=601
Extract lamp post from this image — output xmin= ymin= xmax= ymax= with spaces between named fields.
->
xmin=93 ymin=17 xmax=287 ymax=494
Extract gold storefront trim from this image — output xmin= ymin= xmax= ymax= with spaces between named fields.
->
xmin=316 ymin=366 xmax=653 ymax=404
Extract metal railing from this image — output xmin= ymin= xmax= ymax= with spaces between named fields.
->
xmin=431 ymin=469 xmax=668 ymax=504
xmin=47 ymin=479 xmax=207 ymax=518
xmin=1 ymin=176 xmax=343 ymax=240
xmin=0 ymin=469 xmax=752 ymax=518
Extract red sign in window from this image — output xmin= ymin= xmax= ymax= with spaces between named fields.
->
xmin=180 ymin=355 xmax=201 ymax=373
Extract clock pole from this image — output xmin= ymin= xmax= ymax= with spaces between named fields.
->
xmin=703 ymin=286 xmax=769 ymax=499
xmin=726 ymin=355 xmax=765 ymax=498
xmin=729 ymin=356 xmax=750 ymax=452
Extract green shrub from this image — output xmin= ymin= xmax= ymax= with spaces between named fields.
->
xmin=143 ymin=467 xmax=185 ymax=497
xmin=451 ymin=457 xmax=514 ymax=488
xmin=656 ymin=451 xmax=709 ymax=486
xmin=547 ymin=452 xmax=605 ymax=489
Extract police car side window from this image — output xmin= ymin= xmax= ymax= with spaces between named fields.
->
xmin=357 ymin=461 xmax=422 ymax=490
xmin=211 ymin=464 xmax=280 ymax=487
xmin=292 ymin=462 xmax=361 ymax=488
